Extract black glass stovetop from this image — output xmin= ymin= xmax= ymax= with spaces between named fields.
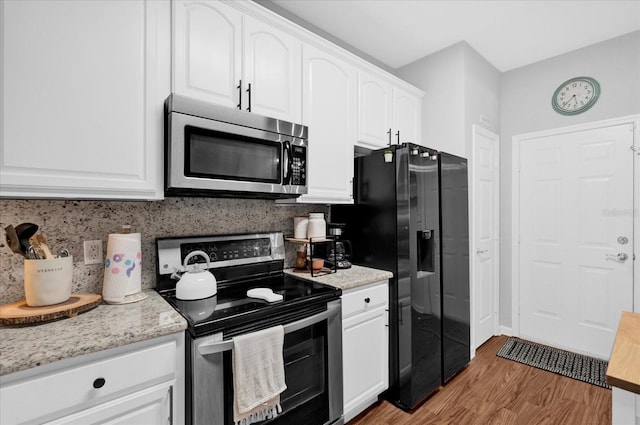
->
xmin=159 ymin=273 xmax=341 ymax=338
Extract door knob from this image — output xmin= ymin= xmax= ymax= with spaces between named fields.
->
xmin=605 ymin=253 xmax=628 ymax=262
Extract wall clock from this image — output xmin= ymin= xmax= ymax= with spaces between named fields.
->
xmin=551 ymin=76 xmax=600 ymax=115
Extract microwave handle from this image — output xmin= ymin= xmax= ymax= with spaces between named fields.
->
xmin=197 ymin=301 xmax=340 ymax=356
xmin=283 ymin=140 xmax=293 ymax=185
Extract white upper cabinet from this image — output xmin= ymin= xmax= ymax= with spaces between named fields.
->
xmin=173 ymin=0 xmax=302 ymax=122
xmin=358 ymin=71 xmax=393 ymax=149
xmin=0 ymin=0 xmax=169 ymax=200
xmin=393 ymin=87 xmax=422 ymax=146
xmin=243 ymin=15 xmax=302 ymax=122
xmin=357 ymin=69 xmax=423 ymax=150
xmin=173 ymin=0 xmax=242 ymax=109
xmin=289 ymin=44 xmax=356 ymax=204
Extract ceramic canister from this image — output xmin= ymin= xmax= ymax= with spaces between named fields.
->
xmin=307 ymin=213 xmax=326 ymax=239
xmin=293 ymin=216 xmax=309 ymax=239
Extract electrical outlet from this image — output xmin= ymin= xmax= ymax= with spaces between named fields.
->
xmin=84 ymin=240 xmax=103 ymax=265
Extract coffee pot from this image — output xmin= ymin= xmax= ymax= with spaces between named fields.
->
xmin=326 ymin=223 xmax=352 ymax=269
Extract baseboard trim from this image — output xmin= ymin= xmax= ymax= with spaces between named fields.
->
xmin=498 ymin=326 xmax=514 ymax=336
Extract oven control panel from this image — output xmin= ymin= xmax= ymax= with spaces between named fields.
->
xmin=182 ymin=238 xmax=272 ymax=263
xmin=156 ymin=232 xmax=286 ymax=277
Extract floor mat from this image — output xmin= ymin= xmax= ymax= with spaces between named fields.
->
xmin=496 ymin=337 xmax=610 ymax=389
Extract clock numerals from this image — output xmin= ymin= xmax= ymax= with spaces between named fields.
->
xmin=552 ymin=77 xmax=600 ymax=115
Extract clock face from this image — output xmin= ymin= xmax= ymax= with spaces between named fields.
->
xmin=552 ymin=77 xmax=600 ymax=115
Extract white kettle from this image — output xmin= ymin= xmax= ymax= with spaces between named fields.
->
xmin=174 ymin=251 xmax=217 ymax=300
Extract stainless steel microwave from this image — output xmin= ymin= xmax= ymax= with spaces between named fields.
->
xmin=164 ymin=94 xmax=308 ymax=198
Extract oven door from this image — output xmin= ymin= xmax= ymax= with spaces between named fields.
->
xmin=167 ymin=112 xmax=307 ymax=198
xmin=188 ymin=300 xmax=343 ymax=425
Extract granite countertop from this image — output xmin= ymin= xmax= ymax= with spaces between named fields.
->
xmin=0 ymin=290 xmax=187 ymax=377
xmin=284 ymin=264 xmax=393 ymax=291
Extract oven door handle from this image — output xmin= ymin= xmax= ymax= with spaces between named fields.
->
xmin=197 ymin=301 xmax=341 ymax=356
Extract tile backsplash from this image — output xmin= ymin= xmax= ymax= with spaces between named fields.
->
xmin=0 ymin=198 xmax=329 ymax=304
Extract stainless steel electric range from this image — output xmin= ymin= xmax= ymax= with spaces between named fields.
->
xmin=156 ymin=232 xmax=343 ymax=425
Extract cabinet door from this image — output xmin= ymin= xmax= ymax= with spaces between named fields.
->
xmin=173 ymin=0 xmax=242 ymax=108
xmin=296 ymin=44 xmax=356 ymax=204
xmin=343 ymin=306 xmax=388 ymax=421
xmin=47 ymin=384 xmax=173 ymax=425
xmin=0 ymin=0 xmax=167 ymax=199
xmin=357 ymin=71 xmax=392 ymax=150
xmin=243 ymin=15 xmax=301 ymax=122
xmin=393 ymin=88 xmax=422 ymax=146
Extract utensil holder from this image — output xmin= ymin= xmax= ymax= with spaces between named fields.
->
xmin=24 ymin=256 xmax=73 ymax=307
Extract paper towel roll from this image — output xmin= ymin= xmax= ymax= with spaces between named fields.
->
xmin=103 ymin=232 xmax=142 ymax=304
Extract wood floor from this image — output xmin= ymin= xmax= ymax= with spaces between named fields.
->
xmin=349 ymin=336 xmax=611 ymax=425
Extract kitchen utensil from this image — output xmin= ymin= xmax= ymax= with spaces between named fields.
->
xmin=26 ymin=246 xmax=41 ymax=260
xmin=174 ymin=251 xmax=217 ymax=300
xmin=15 ymin=223 xmax=39 ymax=256
xmin=34 ymin=234 xmax=54 ymax=259
xmin=4 ymin=225 xmax=23 ymax=256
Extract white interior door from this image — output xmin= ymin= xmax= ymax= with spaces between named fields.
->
xmin=471 ymin=125 xmax=500 ymax=350
xmin=517 ymin=123 xmax=634 ymax=359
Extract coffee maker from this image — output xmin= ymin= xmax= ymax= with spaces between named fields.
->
xmin=326 ymin=223 xmax=352 ymax=269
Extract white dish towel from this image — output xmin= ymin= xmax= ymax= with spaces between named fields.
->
xmin=232 ymin=325 xmax=287 ymax=425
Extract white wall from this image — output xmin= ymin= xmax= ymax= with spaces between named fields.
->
xmin=396 ymin=42 xmax=466 ymax=155
xmin=500 ymin=31 xmax=640 ymax=328
xmin=396 ymin=41 xmax=500 ymax=158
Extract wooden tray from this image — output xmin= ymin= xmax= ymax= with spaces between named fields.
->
xmin=291 ymin=267 xmax=335 ymax=276
xmin=0 ymin=293 xmax=102 ymax=325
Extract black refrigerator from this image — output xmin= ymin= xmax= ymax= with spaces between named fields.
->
xmin=332 ymin=144 xmax=470 ymax=411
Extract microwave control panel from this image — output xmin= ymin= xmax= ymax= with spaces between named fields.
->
xmin=290 ymin=145 xmax=306 ymax=186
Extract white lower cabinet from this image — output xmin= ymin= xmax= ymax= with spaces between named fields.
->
xmin=342 ymin=281 xmax=389 ymax=422
xmin=0 ymin=333 xmax=184 ymax=425
xmin=47 ymin=383 xmax=173 ymax=425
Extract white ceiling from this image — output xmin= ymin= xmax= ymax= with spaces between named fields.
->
xmin=269 ymin=0 xmax=640 ymax=72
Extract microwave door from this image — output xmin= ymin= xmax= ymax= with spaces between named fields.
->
xmin=186 ymin=126 xmax=281 ymax=184
xmin=167 ymin=112 xmax=287 ymax=196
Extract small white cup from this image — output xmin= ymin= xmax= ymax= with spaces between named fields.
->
xmin=24 ymin=256 xmax=73 ymax=307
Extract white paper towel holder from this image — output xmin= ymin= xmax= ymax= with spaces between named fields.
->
xmin=102 ymin=227 xmax=147 ymax=304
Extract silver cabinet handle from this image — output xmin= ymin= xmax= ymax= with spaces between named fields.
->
xmin=606 ymin=253 xmax=628 ymax=262
xmin=476 ymin=249 xmax=487 ymax=255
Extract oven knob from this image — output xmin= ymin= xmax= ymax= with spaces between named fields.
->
xmin=209 ymin=252 xmax=217 ymax=261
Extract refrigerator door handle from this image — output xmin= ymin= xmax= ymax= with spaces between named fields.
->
xmin=398 ymin=301 xmax=403 ymax=325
